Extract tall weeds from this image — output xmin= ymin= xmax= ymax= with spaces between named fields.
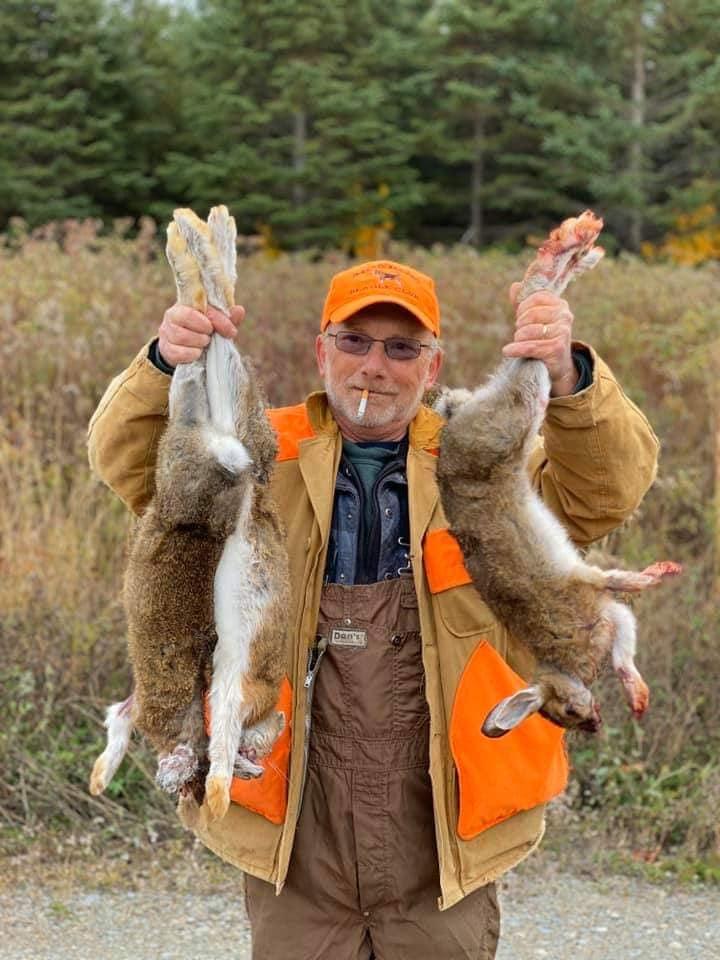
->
xmin=1 ymin=220 xmax=718 ymax=868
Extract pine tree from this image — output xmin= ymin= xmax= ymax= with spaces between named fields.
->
xmin=160 ymin=0 xmax=424 ymax=250
xmin=1 ymin=0 xmax=717 ymax=249
xmin=488 ymin=0 xmax=632 ymax=246
xmin=524 ymin=0 xmax=720 ymax=250
xmin=415 ymin=0 xmax=555 ymax=247
xmin=155 ymin=0 xmax=273 ymax=234
xmin=103 ymin=0 xmax=181 ymax=222
xmin=647 ymin=0 xmax=720 ymax=230
xmin=0 ymin=0 xmax=177 ymax=228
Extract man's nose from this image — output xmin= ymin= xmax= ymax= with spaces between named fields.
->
xmin=358 ymin=340 xmax=388 ymax=376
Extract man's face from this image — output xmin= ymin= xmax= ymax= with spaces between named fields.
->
xmin=315 ymin=304 xmax=442 ymax=441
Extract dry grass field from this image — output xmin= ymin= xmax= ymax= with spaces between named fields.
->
xmin=1 ymin=219 xmax=719 ymax=880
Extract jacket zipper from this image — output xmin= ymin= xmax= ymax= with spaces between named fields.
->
xmin=298 ymin=634 xmax=328 ymax=812
xmin=276 ymin=633 xmax=328 ymax=895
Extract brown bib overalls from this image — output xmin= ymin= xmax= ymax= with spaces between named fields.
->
xmin=245 ymin=578 xmax=500 ymax=959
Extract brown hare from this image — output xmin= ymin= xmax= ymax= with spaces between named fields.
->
xmin=435 ymin=211 xmax=681 ymax=738
xmin=90 ymin=207 xmax=289 ymax=821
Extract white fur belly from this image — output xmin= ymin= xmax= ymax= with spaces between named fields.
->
xmin=523 ymin=490 xmax=580 ymax=577
xmin=213 ymin=521 xmax=270 ymax=688
xmin=206 ymin=508 xmax=272 ymax=785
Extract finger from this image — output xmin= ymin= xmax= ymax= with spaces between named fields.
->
xmin=230 ymin=304 xmax=246 ymax=325
xmin=513 ymin=322 xmax=570 ymax=343
xmin=207 ymin=304 xmax=238 ymax=338
xmin=509 ymin=282 xmax=521 ymax=307
xmin=161 ymin=319 xmax=211 ymax=350
xmin=501 ymin=339 xmax=560 ymax=360
xmin=516 ymin=291 xmax=567 ymax=310
xmin=166 ymin=305 xmax=213 ymax=335
xmin=157 ymin=340 xmax=204 ymax=366
xmin=516 ymin=304 xmax=573 ymax=328
xmin=164 ymin=344 xmax=204 ymax=365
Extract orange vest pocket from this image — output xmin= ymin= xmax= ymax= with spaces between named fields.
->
xmin=450 ymin=640 xmax=568 ymax=840
xmin=204 ymin=677 xmax=292 ymax=825
xmin=423 ymin=528 xmax=472 ymax=593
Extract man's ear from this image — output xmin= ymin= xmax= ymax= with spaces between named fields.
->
xmin=424 ymin=342 xmax=443 ymax=391
xmin=481 ymin=685 xmax=545 ymax=738
xmin=315 ymin=333 xmax=328 ymax=377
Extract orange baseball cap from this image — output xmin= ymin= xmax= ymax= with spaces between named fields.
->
xmin=321 ymin=260 xmax=440 ymax=336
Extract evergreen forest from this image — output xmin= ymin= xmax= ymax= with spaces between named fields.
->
xmin=1 ymin=0 xmax=719 ymax=255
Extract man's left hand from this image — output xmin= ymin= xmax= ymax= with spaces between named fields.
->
xmin=502 ymin=282 xmax=578 ymax=397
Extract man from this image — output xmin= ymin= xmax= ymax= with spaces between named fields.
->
xmin=88 ymin=259 xmax=658 ymax=959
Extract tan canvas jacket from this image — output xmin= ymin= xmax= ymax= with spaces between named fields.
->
xmin=87 ymin=340 xmax=659 ymax=910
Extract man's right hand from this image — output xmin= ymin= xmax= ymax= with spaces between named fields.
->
xmin=157 ymin=303 xmax=245 ymax=367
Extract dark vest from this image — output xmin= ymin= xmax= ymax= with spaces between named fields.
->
xmin=324 ymin=439 xmax=411 ymax=585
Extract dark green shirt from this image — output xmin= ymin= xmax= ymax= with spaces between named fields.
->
xmin=341 ymin=438 xmax=401 ymax=538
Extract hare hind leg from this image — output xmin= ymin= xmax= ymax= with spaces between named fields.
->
xmin=207 ymin=205 xmax=237 ymax=289
xmin=156 ymin=743 xmax=199 ymax=794
xmin=89 ymin=694 xmax=134 ymax=796
xmin=204 ymin=333 xmax=253 ymax=476
xmin=205 ymin=674 xmax=264 ymax=820
xmin=205 ymin=517 xmax=270 ymax=820
xmin=607 ymin=600 xmax=649 ymax=717
xmin=239 ymin=709 xmax=285 ymax=762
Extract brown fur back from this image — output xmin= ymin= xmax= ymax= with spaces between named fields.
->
xmin=124 ymin=352 xmax=288 ymax=764
xmin=437 ymin=359 xmax=607 ymax=684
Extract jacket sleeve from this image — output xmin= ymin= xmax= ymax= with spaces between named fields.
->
xmin=527 ymin=342 xmax=659 ymax=546
xmin=87 ymin=340 xmax=171 ymax=515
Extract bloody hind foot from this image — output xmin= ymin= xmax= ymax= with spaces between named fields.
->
xmin=156 ymin=743 xmax=198 ymax=793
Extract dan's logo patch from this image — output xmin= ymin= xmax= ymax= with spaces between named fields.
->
xmin=330 ymin=626 xmax=368 ymax=648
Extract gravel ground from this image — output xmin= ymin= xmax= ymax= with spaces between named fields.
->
xmin=497 ymin=868 xmax=720 ymax=960
xmin=3 ymin=861 xmax=719 ymax=959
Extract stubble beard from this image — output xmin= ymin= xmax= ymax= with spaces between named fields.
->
xmin=324 ymin=377 xmax=426 ymax=431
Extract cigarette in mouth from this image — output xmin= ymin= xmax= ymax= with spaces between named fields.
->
xmin=357 ymin=389 xmax=369 ymax=419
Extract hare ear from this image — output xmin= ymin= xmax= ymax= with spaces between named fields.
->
xmin=482 ymin=685 xmax=545 ymax=738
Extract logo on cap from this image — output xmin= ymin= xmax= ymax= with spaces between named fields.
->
xmin=321 ymin=259 xmax=440 ymax=336
xmin=372 ymin=268 xmax=403 ymax=289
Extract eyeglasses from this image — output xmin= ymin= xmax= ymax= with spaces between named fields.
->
xmin=325 ymin=331 xmax=432 ymax=361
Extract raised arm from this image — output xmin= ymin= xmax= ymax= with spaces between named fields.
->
xmin=87 ymin=301 xmax=243 ymax=515
xmin=527 ymin=343 xmax=658 ymax=546
xmin=499 ymin=214 xmax=658 ymax=545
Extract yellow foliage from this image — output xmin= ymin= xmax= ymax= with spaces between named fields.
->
xmin=644 ymin=203 xmax=720 ymax=265
xmin=353 ymin=224 xmax=392 ymax=259
xmin=345 ymin=182 xmax=395 ymax=258
xmin=256 ymin=222 xmax=282 ymax=259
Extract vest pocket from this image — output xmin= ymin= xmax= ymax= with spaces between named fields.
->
xmin=423 ymin=527 xmax=504 ymax=654
xmin=433 ymin=582 xmax=495 ymax=638
xmin=450 ymin=640 xmax=568 ymax=840
xmin=204 ymin=676 xmax=292 ymax=825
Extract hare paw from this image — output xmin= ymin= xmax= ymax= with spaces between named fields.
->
xmin=156 ymin=743 xmax=198 ymax=794
xmin=204 ymin=774 xmax=231 ymax=821
xmin=240 ymin=711 xmax=285 ymax=759
xmin=232 ymin=752 xmax=265 ymax=780
xmin=89 ymin=755 xmax=110 ymax=796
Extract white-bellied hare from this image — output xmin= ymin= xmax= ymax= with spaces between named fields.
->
xmin=435 ymin=211 xmax=681 ymax=738
xmin=90 ymin=206 xmax=289 ymax=821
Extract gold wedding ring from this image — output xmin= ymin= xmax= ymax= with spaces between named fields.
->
xmin=542 ymin=323 xmax=548 ymax=338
